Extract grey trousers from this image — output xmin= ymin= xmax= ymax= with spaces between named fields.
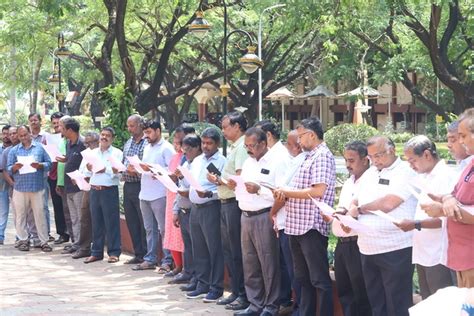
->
xmin=66 ymin=191 xmax=84 ymax=250
xmin=77 ymin=191 xmax=92 ymax=252
xmin=241 ymin=211 xmax=280 ymax=315
xmin=190 ymin=200 xmax=224 ymax=292
xmin=417 ymin=263 xmax=454 ymax=300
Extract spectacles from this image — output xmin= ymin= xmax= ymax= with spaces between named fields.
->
xmin=297 ymin=131 xmax=311 ymax=139
xmin=244 ymin=142 xmax=260 ymax=149
xmin=368 ymin=150 xmax=388 ymax=160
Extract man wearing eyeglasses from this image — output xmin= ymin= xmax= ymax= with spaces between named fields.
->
xmin=348 ymin=135 xmax=417 ymax=316
xmin=421 ymin=108 xmax=474 ymax=288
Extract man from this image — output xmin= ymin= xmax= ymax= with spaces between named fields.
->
xmin=447 ymin=120 xmax=472 ymax=175
xmin=422 ymin=109 xmax=474 ymax=288
xmin=60 ymin=118 xmax=87 ymax=255
xmin=48 ymin=112 xmax=70 ymax=245
xmin=208 ymin=111 xmax=248 ymax=310
xmin=397 ymin=135 xmax=453 ymax=299
xmin=29 ymin=113 xmax=51 ymax=240
xmin=2 ymin=126 xmax=19 ymax=244
xmin=273 ymin=117 xmax=335 ymax=316
xmin=83 ymin=126 xmax=122 ymax=264
xmin=0 ymin=125 xmax=11 ymax=244
xmin=173 ymin=134 xmax=201 ymax=292
xmin=132 ymin=120 xmax=174 ymax=271
xmin=72 ymin=131 xmax=99 ymax=259
xmin=122 ymin=114 xmax=147 ymax=264
xmin=186 ymin=127 xmax=226 ymax=303
xmin=332 ymin=141 xmax=371 ymax=316
xmin=7 ymin=125 xmax=52 ymax=252
xmin=348 ymin=136 xmax=417 ymax=316
xmin=231 ymin=127 xmax=282 ymax=316
xmin=270 ymin=130 xmax=305 ymax=316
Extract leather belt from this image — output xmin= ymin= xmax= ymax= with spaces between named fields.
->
xmin=193 ymin=200 xmax=220 ymax=209
xmin=242 ymin=207 xmax=271 ymax=217
xmin=220 ymin=197 xmax=236 ymax=204
xmin=91 ymin=185 xmax=114 ymax=191
xmin=338 ymin=236 xmax=358 ymax=243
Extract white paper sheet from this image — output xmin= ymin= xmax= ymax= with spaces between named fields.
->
xmin=81 ymin=148 xmax=106 ymax=173
xmin=149 ymin=164 xmax=179 ymax=193
xmin=308 ymin=195 xmax=336 ymax=217
xmin=17 ymin=156 xmax=36 ymax=174
xmin=177 ymin=165 xmax=205 ymax=191
xmin=126 ymin=155 xmax=148 ymax=174
xmin=45 ymin=133 xmax=62 ymax=147
xmin=66 ymin=170 xmax=91 ymax=191
xmin=43 ymin=144 xmax=63 ymax=162
xmin=107 ymin=155 xmax=126 ymax=172
xmin=334 ymin=214 xmax=373 ymax=233
xmin=369 ymin=210 xmax=402 ymax=224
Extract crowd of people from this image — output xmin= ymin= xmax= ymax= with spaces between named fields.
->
xmin=0 ymin=108 xmax=473 ymax=316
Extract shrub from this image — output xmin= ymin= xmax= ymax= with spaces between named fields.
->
xmin=385 ymin=132 xmax=415 ymax=144
xmin=325 ymin=123 xmax=378 ymax=155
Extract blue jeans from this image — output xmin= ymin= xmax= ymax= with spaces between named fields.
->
xmin=140 ymin=197 xmax=172 ymax=265
xmin=43 ymin=178 xmax=50 ymax=234
xmin=0 ymin=189 xmax=10 ymax=241
xmin=90 ymin=186 xmax=121 ymax=258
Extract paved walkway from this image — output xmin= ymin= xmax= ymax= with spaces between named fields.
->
xmin=0 ymin=213 xmax=234 ymax=316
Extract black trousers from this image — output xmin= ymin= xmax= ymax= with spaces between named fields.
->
xmin=190 ymin=200 xmax=224 ymax=292
xmin=334 ymin=239 xmax=371 ymax=316
xmin=179 ymin=209 xmax=194 ymax=278
xmin=361 ymin=247 xmax=413 ymax=316
xmin=220 ymin=200 xmax=246 ymax=298
xmin=289 ymin=229 xmax=333 ymax=316
xmin=123 ymin=182 xmax=146 ymax=259
xmin=48 ymin=178 xmax=66 ymax=237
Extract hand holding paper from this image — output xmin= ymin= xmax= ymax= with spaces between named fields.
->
xmin=127 ymin=155 xmax=147 ymax=174
xmin=177 ymin=165 xmax=204 ymax=191
xmin=66 ymin=170 xmax=91 ymax=191
xmin=369 ymin=210 xmax=402 ymax=225
xmin=81 ymin=148 xmax=106 ymax=173
xmin=107 ymin=155 xmax=126 ymax=172
xmin=17 ymin=156 xmax=36 ymax=174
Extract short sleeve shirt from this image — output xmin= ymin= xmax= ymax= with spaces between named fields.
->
xmin=285 ymin=142 xmax=336 ymax=237
xmin=218 ymin=135 xmax=248 ymax=199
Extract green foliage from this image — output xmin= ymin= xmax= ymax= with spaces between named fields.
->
xmin=325 ymin=123 xmax=378 ymax=155
xmin=100 ymin=84 xmax=134 ymax=149
xmin=384 ymin=132 xmax=415 ymax=143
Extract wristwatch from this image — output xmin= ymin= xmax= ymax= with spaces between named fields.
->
xmin=414 ymin=220 xmax=422 ymax=231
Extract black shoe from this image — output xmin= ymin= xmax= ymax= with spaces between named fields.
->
xmin=179 ymin=283 xmax=197 ymax=292
xmin=54 ymin=235 xmax=69 ymax=244
xmin=61 ymin=247 xmax=77 ymax=254
xmin=217 ymin=293 xmax=237 ymax=305
xmin=72 ymin=250 xmax=91 ymax=259
xmin=226 ymin=298 xmax=250 ymax=311
xmin=233 ymin=307 xmax=260 ymax=316
xmin=124 ymin=257 xmax=144 ymax=265
xmin=168 ymin=273 xmax=191 ymax=285
xmin=48 ymin=235 xmax=55 ymax=242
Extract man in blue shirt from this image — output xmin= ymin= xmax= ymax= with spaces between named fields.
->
xmin=185 ymin=127 xmax=226 ymax=303
xmin=7 ymin=125 xmax=52 ymax=252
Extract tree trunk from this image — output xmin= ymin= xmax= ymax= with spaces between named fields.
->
xmin=30 ymin=57 xmax=43 ymax=114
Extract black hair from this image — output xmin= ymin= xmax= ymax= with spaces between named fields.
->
xmin=143 ymin=119 xmax=162 ymax=131
xmin=201 ymin=127 xmax=221 ymax=144
xmin=223 ymin=111 xmax=248 ymax=132
xmin=28 ymin=113 xmax=42 ymax=122
xmin=175 ymin=123 xmax=195 ymax=135
xmin=254 ymin=119 xmax=280 ymax=140
xmin=344 ymin=140 xmax=368 ymax=158
xmin=182 ymin=134 xmax=201 ymax=149
xmin=50 ymin=112 xmax=65 ymax=120
xmin=101 ymin=126 xmax=115 ymax=137
xmin=63 ymin=118 xmax=80 ymax=133
xmin=245 ymin=127 xmax=267 ymax=144
xmin=299 ymin=117 xmax=324 ymax=140
xmin=2 ymin=125 xmax=11 ymax=132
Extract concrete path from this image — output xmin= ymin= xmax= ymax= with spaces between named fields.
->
xmin=0 ymin=214 xmax=234 ymax=316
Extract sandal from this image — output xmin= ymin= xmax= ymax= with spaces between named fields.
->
xmin=41 ymin=244 xmax=52 ymax=252
xmin=155 ymin=264 xmax=172 ymax=274
xmin=107 ymin=256 xmax=120 ymax=263
xmin=132 ymin=261 xmax=156 ymax=271
xmin=18 ymin=241 xmax=30 ymax=251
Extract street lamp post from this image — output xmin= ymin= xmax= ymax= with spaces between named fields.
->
xmin=258 ymin=4 xmax=286 ymax=122
xmin=189 ymin=3 xmax=263 ymax=155
xmin=48 ymin=32 xmax=71 ymax=113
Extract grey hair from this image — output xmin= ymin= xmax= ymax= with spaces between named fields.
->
xmin=367 ymin=135 xmax=395 ymax=151
xmin=460 ymin=108 xmax=474 ymax=133
xmin=404 ymin=135 xmax=438 ymax=159
xmin=84 ymin=131 xmax=100 ymax=142
xmin=59 ymin=115 xmax=71 ymax=123
xmin=447 ymin=120 xmax=459 ymax=134
xmin=344 ymin=140 xmax=368 ymax=158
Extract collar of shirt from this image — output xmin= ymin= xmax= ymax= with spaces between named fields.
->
xmin=305 ymin=142 xmax=325 ymax=159
xmin=18 ymin=142 xmax=39 ymax=151
xmin=378 ymin=157 xmax=402 ymax=175
xmin=229 ymin=135 xmax=244 ymax=151
xmin=149 ymin=138 xmax=164 ymax=148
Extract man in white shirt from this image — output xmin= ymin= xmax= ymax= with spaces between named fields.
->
xmin=332 ymin=140 xmax=371 ymax=316
xmin=231 ymin=127 xmax=283 ymax=316
xmin=348 ymin=136 xmax=417 ymax=316
xmin=83 ymin=126 xmax=123 ymax=264
xmin=397 ymin=135 xmax=454 ymax=300
xmin=132 ymin=120 xmax=175 ymax=271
